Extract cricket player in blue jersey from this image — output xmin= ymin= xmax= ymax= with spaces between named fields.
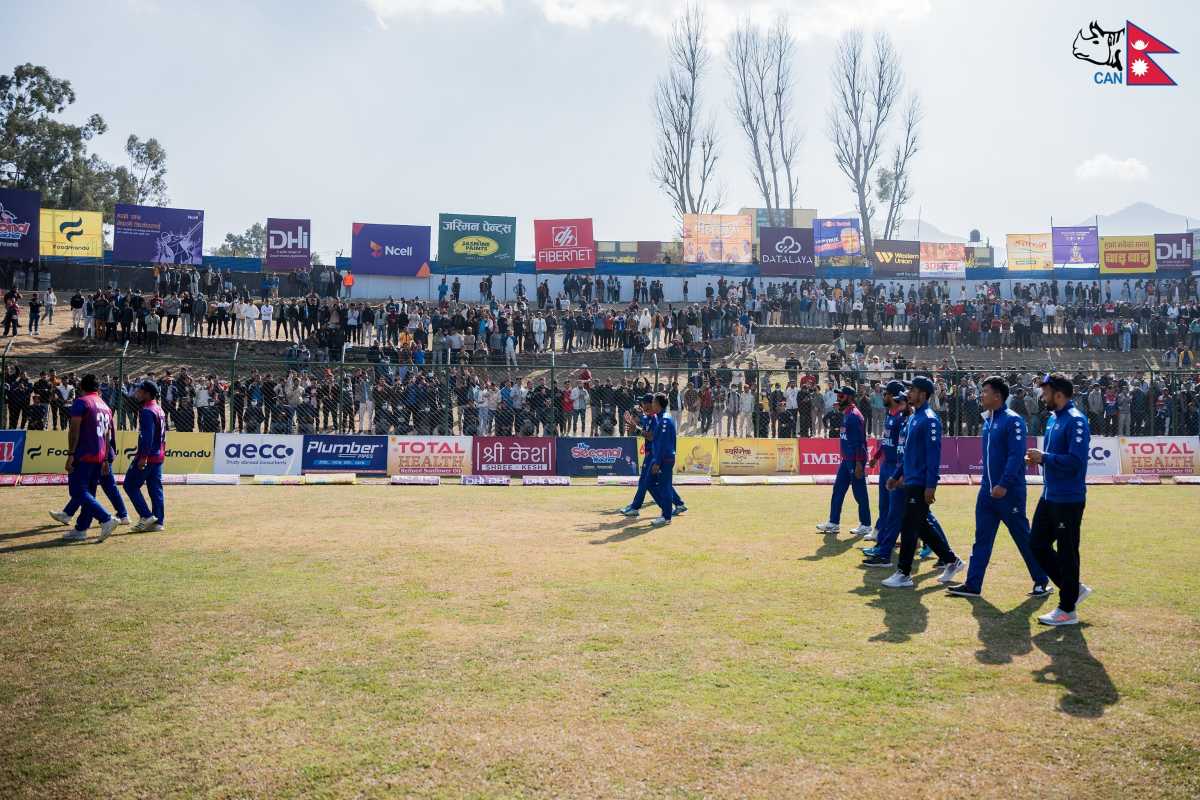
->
xmin=815 ymin=385 xmax=872 ymax=535
xmin=619 ymin=393 xmax=685 ymax=517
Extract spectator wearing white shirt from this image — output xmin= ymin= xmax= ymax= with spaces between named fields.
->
xmin=244 ymin=301 xmax=260 ymax=339
xmin=258 ymin=301 xmax=273 ymax=339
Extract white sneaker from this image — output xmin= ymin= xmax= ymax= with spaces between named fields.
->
xmin=850 ymin=525 xmax=873 ymax=537
xmin=938 ymin=558 xmax=966 ymax=584
xmin=131 ymin=516 xmax=157 ymax=532
xmin=1038 ymin=608 xmax=1078 ymax=626
xmin=620 ymin=506 xmax=640 ymax=517
xmin=881 ymin=571 xmax=914 ymax=589
xmin=48 ymin=510 xmax=71 ymax=525
xmin=673 ymin=505 xmax=687 ymax=515
xmin=96 ymin=518 xmax=119 ymax=542
xmin=862 ymin=529 xmax=878 ymax=542
xmin=116 ymin=516 xmax=131 ymax=525
xmin=815 ymin=522 xmax=840 ymax=534
xmin=1076 ymin=583 xmax=1093 ymax=606
xmin=61 ymin=530 xmax=87 ymax=542
xmin=145 ymin=523 xmax=164 ymax=532
xmin=650 ymin=516 xmax=671 ymax=527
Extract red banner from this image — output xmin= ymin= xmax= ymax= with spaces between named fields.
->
xmin=472 ymin=437 xmax=556 ymax=476
xmin=534 ymin=218 xmax=595 ymax=270
xmin=797 ymin=438 xmax=880 ymax=476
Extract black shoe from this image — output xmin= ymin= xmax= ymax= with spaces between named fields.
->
xmin=946 ymin=584 xmax=982 ymax=597
xmin=1028 ymin=584 xmax=1054 ymax=597
xmin=861 ymin=555 xmax=893 ymax=568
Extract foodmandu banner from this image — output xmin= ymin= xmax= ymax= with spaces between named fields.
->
xmin=534 ymin=218 xmax=595 ymax=270
xmin=351 ymin=223 xmax=431 ymax=276
xmin=717 ymin=438 xmax=798 ymax=475
xmin=555 ymin=437 xmax=639 ymax=477
xmin=813 ymin=218 xmax=865 ymax=267
xmin=40 ymin=209 xmax=103 ymax=258
xmin=1052 ymin=226 xmax=1099 ymax=268
xmin=682 ymin=213 xmax=753 ymax=264
xmin=0 ymin=188 xmax=41 ymax=260
xmin=919 ymin=242 xmax=965 ymax=278
xmin=1006 ymin=233 xmax=1053 ymax=271
xmin=759 ymin=227 xmax=815 ymax=276
xmin=1119 ymin=437 xmax=1199 ymax=475
xmin=116 ymin=430 xmax=214 ymax=474
xmin=1154 ymin=233 xmax=1192 ymax=272
xmin=964 ymin=245 xmax=994 ymax=270
xmin=388 ymin=435 xmax=472 ymax=475
xmin=265 ymin=218 xmax=311 ymax=271
xmin=438 ymin=213 xmax=516 ymax=269
xmin=1099 ymin=235 xmax=1155 ymax=274
xmin=872 ymin=239 xmax=920 ymax=278
xmin=113 ymin=204 xmax=204 ymax=265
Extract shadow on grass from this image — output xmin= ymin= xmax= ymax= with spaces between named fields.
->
xmin=800 ymin=532 xmax=860 ymax=562
xmin=588 ymin=521 xmax=661 ymax=545
xmin=1032 ymin=625 xmax=1119 ymax=718
xmin=852 ymin=570 xmax=944 ymax=643
xmin=0 ymin=537 xmax=93 ymax=555
xmin=0 ymin=524 xmax=62 ymax=543
xmin=964 ymin=594 xmax=1051 ymax=665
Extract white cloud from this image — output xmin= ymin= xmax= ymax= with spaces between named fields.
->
xmin=1074 ymin=154 xmax=1150 ymax=182
xmin=365 ymin=0 xmax=504 ymax=29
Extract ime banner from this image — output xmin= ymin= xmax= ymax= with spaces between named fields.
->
xmin=758 ymin=227 xmax=816 ymax=276
xmin=350 ymin=223 xmax=431 ymax=276
xmin=113 ymin=204 xmax=204 ymax=265
xmin=534 ymin=218 xmax=595 ymax=270
xmin=265 ymin=218 xmax=311 ymax=270
xmin=0 ymin=188 xmax=41 ymax=260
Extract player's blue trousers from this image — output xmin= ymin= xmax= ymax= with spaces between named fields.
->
xmin=67 ymin=462 xmax=112 ymax=532
xmin=63 ymin=466 xmax=127 ymax=520
xmin=875 ymin=482 xmax=949 ymax=553
xmin=631 ymin=460 xmax=683 ymax=509
xmin=829 ymin=460 xmax=870 ymax=526
xmin=124 ymin=462 xmax=165 ymax=525
xmin=647 ymin=463 xmax=675 ymax=521
xmin=963 ymin=490 xmax=1047 ymax=590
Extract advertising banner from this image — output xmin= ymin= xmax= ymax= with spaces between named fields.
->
xmin=1052 ymin=226 xmax=1099 ymax=268
xmin=1006 ymin=233 xmax=1054 ymax=271
xmin=437 ymin=213 xmax=516 ymax=269
xmin=0 ymin=188 xmax=41 ymax=260
xmin=265 ymin=218 xmax=311 ymax=270
xmin=1086 ymin=436 xmax=1122 ymax=477
xmin=871 ymin=239 xmax=920 ymax=279
xmin=639 ymin=436 xmax=717 ymax=475
xmin=796 ymin=437 xmax=882 ymax=476
xmin=716 ymin=438 xmax=798 ymax=475
xmin=1154 ymin=233 xmax=1193 ymax=272
xmin=964 ymin=245 xmax=994 ymax=270
xmin=115 ymin=430 xmax=214 ymax=474
xmin=301 ymin=434 xmax=389 ymax=474
xmin=21 ymin=430 xmax=72 ymax=474
xmin=351 ymin=223 xmax=431 ymax=276
xmin=555 ymin=437 xmax=639 ymax=477
xmin=472 ymin=436 xmax=555 ymax=475
xmin=595 ymin=240 xmax=639 ymax=263
xmin=635 ymin=240 xmax=682 ymax=264
xmin=214 ymin=433 xmax=303 ymax=475
xmin=40 ymin=209 xmax=103 ymax=258
xmin=759 ymin=227 xmax=816 ymax=276
xmin=919 ymin=242 xmax=966 ymax=278
xmin=1119 ymin=436 xmax=1199 ymax=475
xmin=813 ymin=218 xmax=865 ymax=266
xmin=534 ymin=218 xmax=595 ymax=270
xmin=387 ymin=435 xmax=473 ymax=475
xmin=682 ymin=213 xmax=753 ymax=264
xmin=1100 ymin=236 xmax=1156 ymax=274
xmin=0 ymin=430 xmax=25 ymax=474
xmin=113 ymin=204 xmax=204 ymax=265
xmin=955 ymin=436 xmax=1038 ymax=477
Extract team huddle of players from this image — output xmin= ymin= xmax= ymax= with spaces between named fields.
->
xmin=817 ymin=372 xmax=1093 ymax=626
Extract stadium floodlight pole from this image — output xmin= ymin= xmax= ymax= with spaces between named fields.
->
xmin=0 ymin=339 xmax=12 ymax=427
xmin=117 ymin=340 xmax=129 ymax=430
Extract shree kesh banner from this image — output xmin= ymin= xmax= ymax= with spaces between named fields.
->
xmin=437 ymin=213 xmax=516 ymax=269
xmin=113 ymin=204 xmax=204 ymax=265
xmin=534 ymin=218 xmax=596 ymax=270
xmin=1099 ymin=235 xmax=1156 ymax=274
xmin=39 ymin=209 xmax=103 ymax=258
xmin=682 ymin=213 xmax=753 ymax=264
xmin=812 ymin=218 xmax=864 ymax=266
xmin=919 ymin=242 xmax=966 ymax=278
xmin=0 ymin=188 xmax=41 ymax=260
xmin=1006 ymin=233 xmax=1054 ymax=271
xmin=350 ymin=223 xmax=431 ymax=276
xmin=1052 ymin=225 xmax=1099 ymax=268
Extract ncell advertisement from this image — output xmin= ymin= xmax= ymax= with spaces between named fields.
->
xmin=758 ymin=226 xmax=816 ymax=277
xmin=534 ymin=218 xmax=595 ymax=270
xmin=871 ymin=239 xmax=920 ymax=279
xmin=682 ymin=213 xmax=753 ymax=264
xmin=113 ymin=204 xmax=204 ymax=265
xmin=214 ymin=433 xmax=304 ymax=475
xmin=40 ymin=209 xmax=103 ymax=258
xmin=555 ymin=437 xmax=639 ymax=477
xmin=472 ymin=436 xmax=555 ymax=476
xmin=813 ymin=218 xmax=865 ymax=267
xmin=301 ymin=435 xmax=389 ymax=474
xmin=0 ymin=188 xmax=41 ymax=260
xmin=351 ymin=223 xmax=431 ymax=276
xmin=388 ymin=435 xmax=473 ymax=475
xmin=437 ymin=213 xmax=516 ymax=269
xmin=265 ymin=218 xmax=311 ymax=271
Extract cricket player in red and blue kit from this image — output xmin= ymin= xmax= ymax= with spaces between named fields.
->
xmin=816 ymin=386 xmax=871 ymax=535
xmin=125 ymin=380 xmax=167 ymax=532
xmin=52 ymin=423 xmax=129 ymax=528
xmin=63 ymin=374 xmax=119 ymax=542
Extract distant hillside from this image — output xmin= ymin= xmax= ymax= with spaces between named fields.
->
xmin=830 ymin=213 xmax=967 ymax=243
xmin=1078 ymin=202 xmax=1198 ymax=234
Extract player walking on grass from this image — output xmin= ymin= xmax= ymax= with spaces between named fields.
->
xmin=124 ymin=380 xmax=167 ymax=533
xmin=1025 ymin=373 xmax=1093 ymax=626
xmin=815 ymin=385 xmax=872 ymax=536
xmin=946 ymin=376 xmax=1050 ymax=598
xmin=61 ymin=374 xmax=119 ymax=543
xmin=50 ymin=419 xmax=129 ymax=528
xmin=619 ymin=393 xmax=685 ymax=518
xmin=646 ymin=394 xmax=677 ymax=527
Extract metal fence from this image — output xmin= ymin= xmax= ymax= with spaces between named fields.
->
xmin=3 ymin=348 xmax=1199 ymax=439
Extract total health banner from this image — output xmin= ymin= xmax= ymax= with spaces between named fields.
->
xmin=388 ymin=435 xmax=473 ymax=475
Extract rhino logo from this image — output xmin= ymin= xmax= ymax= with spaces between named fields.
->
xmin=1073 ymin=21 xmax=1124 ymax=70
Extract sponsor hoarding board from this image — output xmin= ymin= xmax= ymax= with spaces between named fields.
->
xmin=265 ymin=218 xmax=311 ymax=271
xmin=1154 ymin=232 xmax=1193 ymax=272
xmin=437 ymin=213 xmax=516 ymax=269
xmin=871 ymin=239 xmax=920 ymax=278
xmin=387 ymin=435 xmax=473 ymax=475
xmin=40 ymin=209 xmax=103 ymax=258
xmin=20 ymin=430 xmax=71 ymax=474
xmin=1119 ymin=436 xmax=1199 ymax=475
xmin=964 ymin=245 xmax=995 ymax=270
xmin=638 ymin=436 xmax=718 ymax=475
xmin=716 ymin=438 xmax=798 ymax=475
xmin=1052 ymin=225 xmax=1099 ymax=268
xmin=301 ymin=434 xmax=389 ymax=474
xmin=350 ymin=223 xmax=431 ymax=276
xmin=555 ymin=437 xmax=639 ymax=477
xmin=113 ymin=204 xmax=204 ymax=265
xmin=472 ymin=436 xmax=555 ymax=476
xmin=534 ymin=218 xmax=595 ymax=270
xmin=758 ymin=227 xmax=815 ymax=276
xmin=955 ymin=436 xmax=1039 ymax=477
xmin=116 ymin=431 xmax=214 ymax=474
xmin=796 ymin=438 xmax=880 ymax=476
xmin=1006 ymin=233 xmax=1053 ymax=271
xmin=813 ymin=218 xmax=865 ymax=267
xmin=0 ymin=188 xmax=41 ymax=260
xmin=214 ymin=433 xmax=303 ymax=475
xmin=1100 ymin=235 xmax=1156 ymax=274
xmin=1086 ymin=436 xmax=1122 ymax=477
xmin=919 ymin=242 xmax=966 ymax=278
xmin=0 ymin=430 xmax=25 ymax=474
xmin=682 ymin=213 xmax=753 ymax=264
xmin=595 ymin=240 xmax=639 ymax=263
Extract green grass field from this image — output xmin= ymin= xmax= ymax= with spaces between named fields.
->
xmin=1 ymin=484 xmax=1197 ymax=799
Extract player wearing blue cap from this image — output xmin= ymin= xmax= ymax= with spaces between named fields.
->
xmin=60 ymin=374 xmax=120 ymax=542
xmin=815 ymin=385 xmax=872 ymax=536
xmin=124 ymin=380 xmax=168 ymax=533
xmin=619 ymin=393 xmax=685 ymax=517
xmin=50 ymin=412 xmax=130 ymax=530
xmin=645 ymin=393 xmax=677 ymax=526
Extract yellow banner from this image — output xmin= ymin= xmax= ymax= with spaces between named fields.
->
xmin=21 ymin=430 xmax=72 ymax=474
xmin=22 ymin=429 xmax=214 ymax=474
xmin=638 ymin=435 xmax=719 ymax=475
xmin=1100 ymin=236 xmax=1156 ymax=274
xmin=716 ymin=438 xmax=798 ymax=475
xmin=682 ymin=214 xmax=753 ymax=264
xmin=40 ymin=209 xmax=104 ymax=258
xmin=1006 ymin=233 xmax=1053 ymax=271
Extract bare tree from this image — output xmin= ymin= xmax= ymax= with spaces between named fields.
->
xmin=876 ymin=95 xmax=921 ymax=242
xmin=827 ymin=30 xmax=912 ymax=256
xmin=652 ymin=3 xmax=723 ymax=224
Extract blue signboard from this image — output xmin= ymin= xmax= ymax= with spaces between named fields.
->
xmin=350 ymin=223 xmax=431 ymax=276
xmin=0 ymin=430 xmax=26 ymax=474
xmin=0 ymin=188 xmax=41 ymax=260
xmin=555 ymin=437 xmax=639 ymax=477
xmin=301 ymin=435 xmax=388 ymax=474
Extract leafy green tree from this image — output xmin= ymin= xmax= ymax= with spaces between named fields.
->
xmin=213 ymin=222 xmax=266 ymax=258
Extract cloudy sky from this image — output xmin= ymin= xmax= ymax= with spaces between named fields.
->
xmin=4 ymin=0 xmax=1197 ymax=260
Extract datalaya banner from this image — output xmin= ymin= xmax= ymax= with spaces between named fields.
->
xmin=1099 ymin=235 xmax=1156 ymax=274
xmin=1154 ymin=232 xmax=1193 ymax=272
xmin=1006 ymin=233 xmax=1054 ymax=271
xmin=472 ymin=436 xmax=555 ymax=475
xmin=555 ymin=437 xmax=639 ymax=477
xmin=813 ymin=218 xmax=865 ymax=267
xmin=265 ymin=218 xmax=311 ymax=271
xmin=214 ymin=433 xmax=303 ymax=475
xmin=640 ymin=436 xmax=717 ymax=475
xmin=919 ymin=242 xmax=965 ymax=278
xmin=534 ymin=218 xmax=595 ymax=270
xmin=438 ymin=213 xmax=516 ymax=269
xmin=0 ymin=188 xmax=41 ymax=260
xmin=964 ymin=245 xmax=995 ymax=270
xmin=1052 ymin=225 xmax=1099 ymax=268
xmin=0 ymin=430 xmax=25 ymax=474
xmin=758 ymin=226 xmax=816 ymax=276
xmin=871 ymin=239 xmax=920 ymax=279
xmin=388 ymin=435 xmax=473 ymax=475
xmin=113 ymin=204 xmax=204 ymax=265
xmin=351 ymin=223 xmax=431 ymax=277
xmin=40 ymin=209 xmax=103 ymax=258
xmin=717 ymin=438 xmax=798 ymax=475
xmin=1119 ymin=436 xmax=1199 ymax=475
xmin=301 ymin=434 xmax=389 ymax=474
xmin=682 ymin=213 xmax=753 ymax=264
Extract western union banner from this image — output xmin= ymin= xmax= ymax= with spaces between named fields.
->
xmin=1100 ymin=235 xmax=1156 ymax=275
xmin=638 ymin=435 xmax=718 ymax=475
xmin=40 ymin=209 xmax=104 ymax=258
xmin=717 ymin=438 xmax=798 ymax=475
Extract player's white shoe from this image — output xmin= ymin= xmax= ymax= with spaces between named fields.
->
xmin=61 ymin=530 xmax=87 ymax=542
xmin=116 ymin=516 xmax=131 ymax=525
xmin=96 ymin=518 xmax=119 ymax=543
xmin=938 ymin=558 xmax=966 ymax=584
xmin=131 ymin=516 xmax=157 ymax=532
xmin=619 ymin=506 xmax=640 ymax=517
xmin=673 ymin=504 xmax=687 ymax=515
xmin=815 ymin=522 xmax=840 ymax=534
xmin=1076 ymin=583 xmax=1093 ymax=605
xmin=1037 ymin=608 xmax=1078 ymax=626
xmin=862 ymin=528 xmax=878 ymax=541
xmin=849 ymin=525 xmax=873 ymax=537
xmin=881 ymin=571 xmax=914 ymax=589
xmin=48 ymin=510 xmax=71 ymax=525
xmin=650 ymin=516 xmax=671 ymax=527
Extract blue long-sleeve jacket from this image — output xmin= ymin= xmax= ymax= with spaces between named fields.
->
xmin=1041 ymin=400 xmax=1089 ymax=503
xmin=872 ymin=409 xmax=903 ymax=467
xmin=650 ymin=414 xmax=677 ymax=468
xmin=892 ymin=402 xmax=941 ymax=488
xmin=839 ymin=406 xmax=868 ymax=464
xmin=980 ymin=408 xmax=1027 ymax=494
xmin=136 ymin=402 xmax=167 ymax=463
